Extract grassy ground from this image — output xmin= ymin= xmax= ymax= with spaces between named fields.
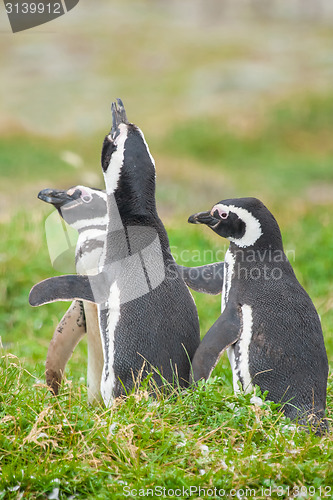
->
xmin=0 ymin=92 xmax=333 ymax=498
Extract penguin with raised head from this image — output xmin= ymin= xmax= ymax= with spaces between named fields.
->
xmin=30 ymin=99 xmax=201 ymax=406
xmin=38 ymin=185 xmax=223 ymax=402
xmin=189 ymin=197 xmax=329 ymax=434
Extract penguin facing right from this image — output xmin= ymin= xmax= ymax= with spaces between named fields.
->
xmin=188 ymin=197 xmax=329 ymax=434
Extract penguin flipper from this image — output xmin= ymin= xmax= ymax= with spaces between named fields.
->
xmin=178 ymin=262 xmax=224 ymax=295
xmin=46 ymin=300 xmax=86 ymax=395
xmin=191 ymin=302 xmax=241 ymax=383
xmin=29 ymin=274 xmax=106 ymax=306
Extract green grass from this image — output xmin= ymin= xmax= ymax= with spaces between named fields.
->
xmin=159 ymin=93 xmax=333 ymax=199
xmin=0 ymin=136 xmax=73 ymax=183
xmin=0 ymin=353 xmax=332 ymax=498
xmin=1 ymin=92 xmax=333 ymax=498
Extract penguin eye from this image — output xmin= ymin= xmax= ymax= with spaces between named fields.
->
xmin=81 ymin=194 xmax=92 ymax=203
xmin=213 ymin=208 xmax=229 ymax=220
xmin=78 ymin=188 xmax=93 ymax=203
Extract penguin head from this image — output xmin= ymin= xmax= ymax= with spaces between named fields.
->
xmin=38 ymin=186 xmax=107 ymax=230
xmin=101 ymin=98 xmax=156 ymax=217
xmin=189 ymin=197 xmax=282 ymax=249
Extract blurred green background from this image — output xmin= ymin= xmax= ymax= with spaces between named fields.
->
xmin=0 ymin=0 xmax=332 ymax=379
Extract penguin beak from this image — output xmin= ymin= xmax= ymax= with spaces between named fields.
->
xmin=38 ymin=188 xmax=78 ymax=209
xmin=188 ymin=211 xmax=220 ymax=227
xmin=111 ymin=98 xmax=129 ymax=137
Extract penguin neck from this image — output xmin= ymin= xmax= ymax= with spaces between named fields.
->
xmin=105 ymin=189 xmax=171 ymax=259
xmin=112 ymin=179 xmax=158 ymax=222
xmin=228 ymin=237 xmax=287 ymax=263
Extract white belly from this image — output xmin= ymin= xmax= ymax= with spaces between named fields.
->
xmin=85 ymin=302 xmax=104 ymax=404
xmin=99 ymin=281 xmax=120 ymax=407
xmin=222 ymin=250 xmax=253 ymax=394
xmin=228 ymin=304 xmax=253 ymax=394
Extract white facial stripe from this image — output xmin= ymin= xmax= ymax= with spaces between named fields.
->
xmin=104 ymin=124 xmax=128 ymax=195
xmin=213 ymin=203 xmax=263 ymax=248
xmin=137 ymin=127 xmax=155 ymax=168
xmin=77 ymin=186 xmax=90 ymax=199
xmin=212 ymin=205 xmax=229 ymax=219
xmin=72 ymin=216 xmax=107 ymax=231
xmin=96 ymin=191 xmax=107 ymax=202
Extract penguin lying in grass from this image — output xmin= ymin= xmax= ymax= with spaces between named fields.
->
xmin=30 ymin=98 xmax=209 ymax=406
xmin=37 ymin=185 xmax=224 ymax=402
xmin=188 ymin=197 xmax=329 ymax=434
